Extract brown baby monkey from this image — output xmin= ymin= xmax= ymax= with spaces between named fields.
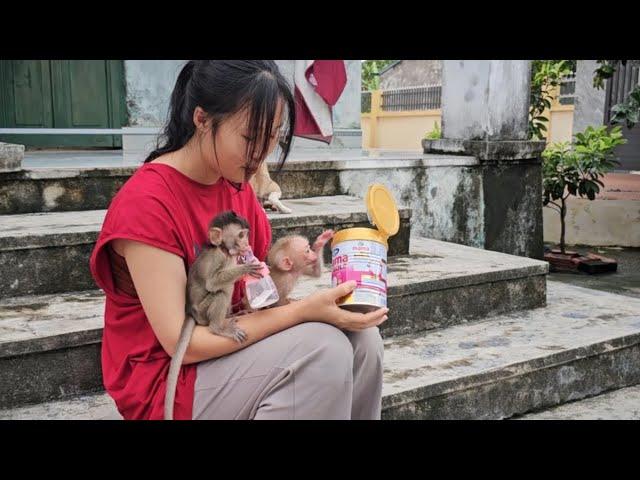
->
xmin=165 ymin=211 xmax=262 ymax=420
xmin=267 ymin=230 xmax=334 ymax=307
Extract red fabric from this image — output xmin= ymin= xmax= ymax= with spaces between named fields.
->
xmin=294 ymin=60 xmax=347 ymax=143
xmin=307 ymin=60 xmax=347 ymax=106
xmin=294 ymin=85 xmax=328 ymax=143
xmin=89 ymin=163 xmax=272 ymax=420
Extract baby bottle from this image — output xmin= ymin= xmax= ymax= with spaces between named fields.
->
xmin=241 ymin=248 xmax=280 ymax=309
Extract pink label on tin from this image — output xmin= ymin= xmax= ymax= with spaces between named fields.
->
xmin=331 ymin=240 xmax=387 ymax=308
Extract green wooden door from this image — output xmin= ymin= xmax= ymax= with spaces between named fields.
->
xmin=0 ymin=60 xmax=54 ymax=141
xmin=0 ymin=60 xmax=126 ymax=148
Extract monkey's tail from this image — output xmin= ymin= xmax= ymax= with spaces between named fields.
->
xmin=164 ymin=316 xmax=196 ymax=420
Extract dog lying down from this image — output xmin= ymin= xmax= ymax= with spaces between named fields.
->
xmin=249 ymin=160 xmax=292 ymax=214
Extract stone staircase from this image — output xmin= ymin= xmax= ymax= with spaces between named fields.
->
xmin=0 ymin=196 xmax=411 ymax=297
xmin=1 ymin=153 xmax=639 ymax=419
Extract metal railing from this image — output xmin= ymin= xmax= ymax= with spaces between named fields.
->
xmin=362 ymin=77 xmax=577 ymax=113
xmin=604 ymin=63 xmax=640 ymax=123
xmin=558 ymin=74 xmax=576 ymax=106
xmin=361 ymin=91 xmax=372 ymax=113
xmin=362 ymin=85 xmax=442 ymax=113
xmin=382 ymin=85 xmax=442 ymax=111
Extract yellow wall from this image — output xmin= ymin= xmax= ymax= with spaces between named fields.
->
xmin=362 ymin=116 xmax=370 ymax=150
xmin=363 ymin=111 xmax=440 ymax=150
xmin=547 ymin=107 xmax=574 ymax=144
xmin=362 ymin=88 xmax=575 ymax=150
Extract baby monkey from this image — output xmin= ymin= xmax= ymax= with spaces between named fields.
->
xmin=267 ymin=230 xmax=334 ymax=307
xmin=165 ymin=210 xmax=262 ymax=420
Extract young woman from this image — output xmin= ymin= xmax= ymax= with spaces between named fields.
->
xmin=90 ymin=60 xmax=387 ymax=420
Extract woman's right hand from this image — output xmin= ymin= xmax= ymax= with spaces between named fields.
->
xmin=298 ymin=281 xmax=389 ymax=332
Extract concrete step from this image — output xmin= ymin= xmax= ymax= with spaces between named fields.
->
xmin=2 ymin=281 xmax=639 ymax=420
xmin=0 ymin=391 xmax=122 ymax=420
xmin=2 ymin=152 xmax=486 ymax=254
xmin=293 ymin=238 xmax=547 ymax=338
xmin=0 ymin=159 xmax=344 ymax=215
xmin=0 ymin=195 xmax=411 ymax=298
xmin=0 ymin=167 xmax=133 ymax=215
xmin=0 ymin=152 xmax=473 ymax=215
xmin=515 ymin=384 xmax=640 ymax=420
xmin=381 ymin=282 xmax=640 ymax=419
xmin=0 ymin=237 xmax=547 ymax=409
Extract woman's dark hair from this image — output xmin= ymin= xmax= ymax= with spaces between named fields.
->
xmin=145 ymin=60 xmax=296 ymax=179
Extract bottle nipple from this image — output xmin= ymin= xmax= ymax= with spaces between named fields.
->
xmin=242 ymin=248 xmax=256 ymax=264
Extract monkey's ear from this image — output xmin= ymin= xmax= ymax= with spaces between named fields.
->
xmin=278 ymin=256 xmax=294 ymax=272
xmin=209 ymin=227 xmax=223 ymax=246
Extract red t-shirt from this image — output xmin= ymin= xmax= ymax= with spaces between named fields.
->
xmin=89 ymin=162 xmax=272 ymax=420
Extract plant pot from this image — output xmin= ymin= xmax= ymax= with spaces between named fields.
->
xmin=544 ymin=249 xmax=618 ymax=274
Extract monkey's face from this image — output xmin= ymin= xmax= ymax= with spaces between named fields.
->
xmin=227 ymin=224 xmax=251 ymax=256
xmin=290 ymin=237 xmax=318 ymax=272
xmin=211 ymin=224 xmax=251 ymax=256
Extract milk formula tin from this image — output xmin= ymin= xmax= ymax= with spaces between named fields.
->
xmin=331 ymin=184 xmax=400 ymax=313
xmin=331 ymin=229 xmax=388 ymax=312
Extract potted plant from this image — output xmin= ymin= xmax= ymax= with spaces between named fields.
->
xmin=542 ymin=125 xmax=626 ymax=272
xmin=424 ymin=122 xmax=441 ymax=140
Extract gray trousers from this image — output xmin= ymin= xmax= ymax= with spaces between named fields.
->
xmin=193 ymin=322 xmax=384 ymax=420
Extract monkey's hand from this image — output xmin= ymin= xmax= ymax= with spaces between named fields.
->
xmin=240 ymin=262 xmax=264 ymax=279
xmin=312 ymin=229 xmax=335 ymax=252
xmin=208 ymin=263 xmax=263 ymax=289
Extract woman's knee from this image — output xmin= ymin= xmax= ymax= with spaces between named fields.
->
xmin=287 ymin=322 xmax=354 ymax=381
xmin=349 ymin=327 xmax=384 ymax=365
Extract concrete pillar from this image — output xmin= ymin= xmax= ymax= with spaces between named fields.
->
xmin=441 ymin=60 xmax=531 ymax=141
xmin=572 ymin=60 xmax=606 ymax=135
xmin=424 ymin=60 xmax=546 ymax=259
xmin=122 ymin=60 xmax=185 ymax=163
xmin=275 ymin=60 xmax=362 ymax=149
xmin=122 ymin=60 xmax=363 ymax=162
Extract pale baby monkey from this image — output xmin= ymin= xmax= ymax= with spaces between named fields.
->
xmin=267 ymin=230 xmax=334 ymax=307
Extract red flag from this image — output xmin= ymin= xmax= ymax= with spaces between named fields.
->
xmin=293 ymin=60 xmax=348 ymax=144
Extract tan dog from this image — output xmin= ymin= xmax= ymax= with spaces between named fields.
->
xmin=249 ymin=160 xmax=292 ymax=214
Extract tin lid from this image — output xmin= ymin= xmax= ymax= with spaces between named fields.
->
xmin=365 ymin=183 xmax=400 ymax=239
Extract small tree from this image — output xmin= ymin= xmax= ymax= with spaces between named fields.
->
xmin=542 ymin=125 xmax=627 ymax=253
xmin=361 ymin=60 xmax=397 ymax=91
xmin=529 ymin=60 xmax=574 ymax=140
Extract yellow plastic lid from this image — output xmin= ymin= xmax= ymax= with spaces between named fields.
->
xmin=365 ymin=183 xmax=400 ymax=239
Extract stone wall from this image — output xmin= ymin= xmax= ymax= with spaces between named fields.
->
xmin=379 ymin=60 xmax=442 ymax=89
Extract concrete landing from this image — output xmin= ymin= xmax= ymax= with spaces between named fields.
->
xmin=381 ymin=281 xmax=640 ymax=419
xmin=2 ymin=281 xmax=640 ymax=419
